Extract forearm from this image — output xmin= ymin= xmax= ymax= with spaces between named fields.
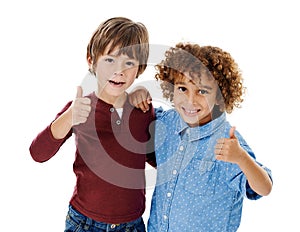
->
xmin=50 ymin=108 xmax=73 ymax=139
xmin=238 ymin=151 xmax=272 ymax=196
xmin=30 ymin=101 xmax=73 ymax=162
xmin=30 ymin=125 xmax=68 ymax=162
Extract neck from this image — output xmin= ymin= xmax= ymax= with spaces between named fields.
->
xmin=96 ymin=90 xmax=127 ymax=108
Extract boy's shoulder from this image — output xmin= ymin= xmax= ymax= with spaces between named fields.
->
xmin=155 ymin=107 xmax=178 ymax=122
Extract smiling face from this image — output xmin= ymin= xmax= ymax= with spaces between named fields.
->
xmin=89 ymin=45 xmax=139 ymax=105
xmin=173 ymin=72 xmax=220 ymax=127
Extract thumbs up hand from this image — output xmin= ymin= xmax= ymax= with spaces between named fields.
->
xmin=215 ymin=127 xmax=245 ymax=164
xmin=71 ymin=86 xmax=91 ymax=126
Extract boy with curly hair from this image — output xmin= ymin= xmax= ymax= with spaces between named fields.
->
xmin=130 ymin=43 xmax=272 ymax=231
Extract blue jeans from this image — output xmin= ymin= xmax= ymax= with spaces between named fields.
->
xmin=64 ymin=205 xmax=146 ymax=232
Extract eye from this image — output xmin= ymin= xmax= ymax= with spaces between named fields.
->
xmin=178 ymin=86 xmax=187 ymax=92
xmin=199 ymin=89 xmax=209 ymax=95
xmin=104 ymin=58 xmax=114 ymax=63
xmin=126 ymin=61 xmax=136 ymax=66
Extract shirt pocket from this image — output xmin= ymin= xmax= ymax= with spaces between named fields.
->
xmin=184 ymin=160 xmax=218 ymax=196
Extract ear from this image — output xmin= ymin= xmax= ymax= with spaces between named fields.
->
xmin=215 ymin=97 xmax=221 ymax=106
xmin=87 ymin=56 xmax=95 ymax=74
xmin=215 ymin=94 xmax=225 ymax=112
xmin=87 ymin=56 xmax=93 ymax=67
xmin=215 ymin=92 xmax=222 ymax=105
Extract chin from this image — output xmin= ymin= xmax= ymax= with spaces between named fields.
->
xmin=182 ymin=118 xmax=199 ymax=127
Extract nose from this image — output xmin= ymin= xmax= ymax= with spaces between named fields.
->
xmin=113 ymin=62 xmax=125 ymax=76
xmin=113 ymin=69 xmax=124 ymax=76
xmin=187 ymin=92 xmax=197 ymax=105
xmin=113 ymin=71 xmax=124 ymax=76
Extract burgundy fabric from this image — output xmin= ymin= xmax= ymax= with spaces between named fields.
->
xmin=30 ymin=93 xmax=156 ymax=223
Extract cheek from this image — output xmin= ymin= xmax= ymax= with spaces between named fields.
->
xmin=205 ymin=95 xmax=218 ymax=109
xmin=173 ymin=91 xmax=182 ymax=104
xmin=128 ymin=66 xmax=139 ymax=75
xmin=126 ymin=67 xmax=139 ymax=81
xmin=173 ymin=92 xmax=187 ymax=112
xmin=96 ymin=63 xmax=111 ymax=76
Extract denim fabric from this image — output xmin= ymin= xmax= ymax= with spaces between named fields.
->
xmin=65 ymin=205 xmax=145 ymax=232
xmin=147 ymin=108 xmax=272 ymax=232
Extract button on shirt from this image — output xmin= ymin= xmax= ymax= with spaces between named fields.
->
xmin=29 ymin=93 xmax=156 ymax=224
xmin=147 ymin=108 xmax=272 ymax=232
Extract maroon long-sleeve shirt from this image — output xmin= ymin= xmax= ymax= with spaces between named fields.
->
xmin=30 ymin=92 xmax=156 ymax=224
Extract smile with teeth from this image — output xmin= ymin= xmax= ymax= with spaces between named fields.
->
xmin=108 ymin=80 xmax=125 ymax=86
xmin=182 ymin=107 xmax=200 ymax=115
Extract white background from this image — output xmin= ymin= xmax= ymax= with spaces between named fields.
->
xmin=0 ymin=0 xmax=299 ymax=231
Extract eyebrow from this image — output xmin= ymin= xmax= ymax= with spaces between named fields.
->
xmin=105 ymin=52 xmax=118 ymax=57
xmin=104 ymin=53 xmax=137 ymax=61
xmin=175 ymin=81 xmax=213 ymax=90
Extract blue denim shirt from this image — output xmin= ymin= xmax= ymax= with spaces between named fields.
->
xmin=148 ymin=108 xmax=272 ymax=232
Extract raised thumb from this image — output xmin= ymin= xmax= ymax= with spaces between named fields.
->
xmin=76 ymin=86 xmax=83 ymax=98
xmin=229 ymin=126 xmax=237 ymax=139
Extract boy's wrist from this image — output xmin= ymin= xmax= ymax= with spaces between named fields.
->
xmin=236 ymin=150 xmax=252 ymax=168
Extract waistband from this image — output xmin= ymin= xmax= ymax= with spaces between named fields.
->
xmin=67 ymin=205 xmax=143 ymax=230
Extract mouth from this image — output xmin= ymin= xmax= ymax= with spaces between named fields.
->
xmin=108 ymin=80 xmax=126 ymax=86
xmin=182 ymin=107 xmax=200 ymax=116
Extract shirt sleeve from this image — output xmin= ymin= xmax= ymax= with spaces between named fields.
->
xmin=246 ymin=162 xmax=272 ymax=200
xmin=146 ymin=104 xmax=157 ymax=168
xmin=227 ymin=128 xmax=273 ymax=200
xmin=154 ymin=106 xmax=164 ymax=119
xmin=29 ymin=101 xmax=73 ymax=162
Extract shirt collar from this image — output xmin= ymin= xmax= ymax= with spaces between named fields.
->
xmin=175 ymin=113 xmax=226 ymax=141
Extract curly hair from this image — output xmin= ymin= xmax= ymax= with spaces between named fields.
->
xmin=155 ymin=42 xmax=245 ymax=113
